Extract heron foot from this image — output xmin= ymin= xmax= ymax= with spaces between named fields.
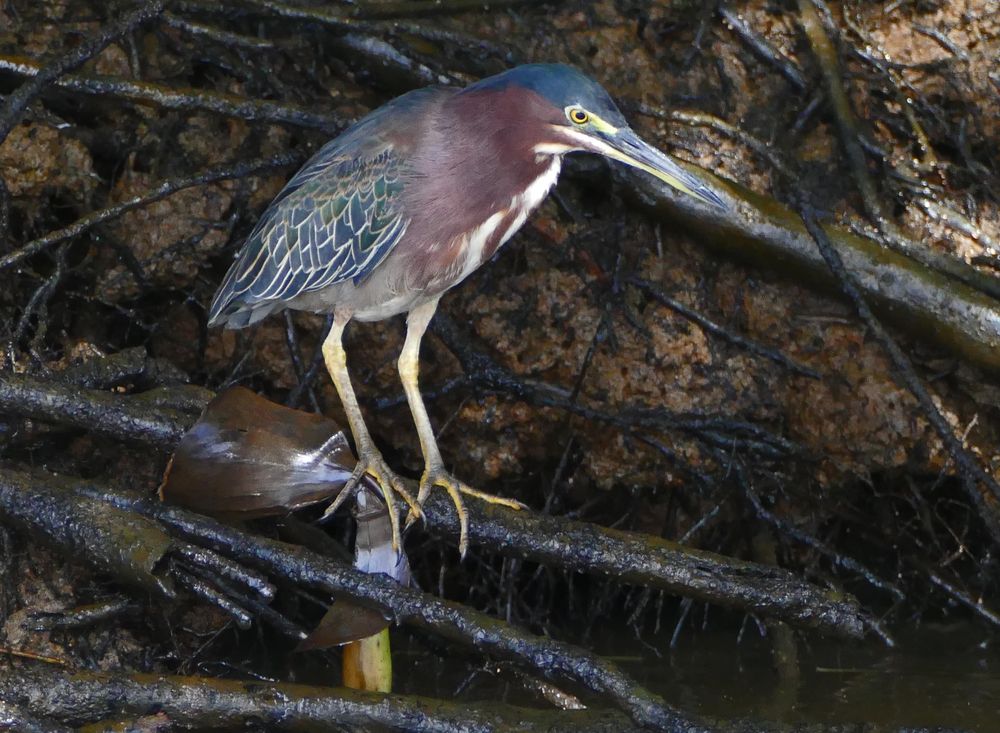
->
xmin=321 ymin=447 xmax=422 ymax=553
xmin=409 ymin=464 xmax=526 ymax=557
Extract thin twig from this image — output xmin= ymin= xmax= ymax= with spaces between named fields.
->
xmin=0 ymin=0 xmax=171 ymax=147
xmin=718 ymin=4 xmax=807 ymax=91
xmin=0 ymin=177 xmax=10 ymax=251
xmin=161 ymin=12 xmax=278 ymax=50
xmin=798 ymin=204 xmax=1000 ymax=544
xmin=737 ymin=460 xmax=903 ymax=600
xmin=283 ymin=311 xmax=321 ymax=413
xmin=0 ymin=153 xmax=300 ymax=272
xmin=0 ymin=55 xmax=341 ymax=133
xmin=796 ymin=0 xmax=895 ymax=235
xmin=347 ymin=0 xmax=544 ymax=20
xmin=286 ymin=315 xmax=332 ymax=409
xmin=628 ymin=276 xmax=820 ymax=379
xmin=927 ymin=568 xmax=1000 ymax=628
xmin=7 ymin=244 xmax=69 ymax=367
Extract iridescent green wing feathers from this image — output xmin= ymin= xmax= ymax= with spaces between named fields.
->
xmin=208 ymin=142 xmax=407 ymax=327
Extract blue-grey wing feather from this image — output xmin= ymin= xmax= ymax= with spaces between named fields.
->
xmin=208 ymin=140 xmax=408 ymax=328
xmin=208 ymin=86 xmax=449 ymax=329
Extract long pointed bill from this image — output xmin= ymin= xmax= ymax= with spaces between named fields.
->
xmin=596 ymin=128 xmax=727 ymax=209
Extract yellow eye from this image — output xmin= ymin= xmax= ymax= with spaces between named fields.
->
xmin=569 ymin=108 xmax=589 ymax=125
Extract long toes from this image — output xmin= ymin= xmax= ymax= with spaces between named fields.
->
xmin=360 ymin=464 xmax=403 ymax=552
xmin=321 ymin=457 xmax=416 ymax=554
xmin=420 ymin=471 xmax=470 ymax=557
xmin=390 ymin=478 xmax=423 ymax=520
xmin=454 ymin=482 xmax=525 ymax=510
xmin=320 ymin=463 xmax=367 ymax=521
xmin=476 ymin=495 xmax=527 ymax=511
xmin=381 ymin=491 xmax=403 ymax=554
xmin=412 ymin=470 xmax=520 ymax=557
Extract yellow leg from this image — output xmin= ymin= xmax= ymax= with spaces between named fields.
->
xmin=321 ymin=313 xmax=421 ymax=552
xmin=398 ymin=298 xmax=524 ymax=557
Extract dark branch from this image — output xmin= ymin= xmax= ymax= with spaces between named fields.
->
xmin=420 ymin=491 xmax=871 ymax=639
xmin=0 ymin=666 xmax=647 ymax=733
xmin=0 ymin=55 xmax=341 ymax=133
xmin=63 ymin=475 xmax=704 ymax=731
xmin=798 ymin=205 xmax=1000 ymax=544
xmin=0 ymin=0 xmax=171 ymax=146
xmin=0 ymin=371 xmax=198 ymax=445
xmin=0 ymin=371 xmax=871 ymax=638
xmin=0 ymin=153 xmax=301 ymax=273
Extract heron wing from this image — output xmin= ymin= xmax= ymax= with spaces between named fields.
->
xmin=208 ymin=142 xmax=408 ymax=327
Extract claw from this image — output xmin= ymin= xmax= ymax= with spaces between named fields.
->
xmin=371 ymin=468 xmax=403 ymax=556
xmin=329 ymin=455 xmax=522 ymax=559
xmin=417 ymin=465 xmax=525 ymax=558
xmin=321 ymin=449 xmax=423 ymax=553
xmin=319 ymin=462 xmax=366 ymax=522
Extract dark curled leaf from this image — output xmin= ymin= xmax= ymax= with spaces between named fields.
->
xmin=160 ymin=386 xmax=356 ymax=518
xmin=296 ymin=600 xmax=390 ymax=651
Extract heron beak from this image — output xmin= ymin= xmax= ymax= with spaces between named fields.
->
xmin=598 ymin=128 xmax=726 ymax=209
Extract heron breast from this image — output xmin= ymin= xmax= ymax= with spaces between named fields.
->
xmin=454 ymin=156 xmax=563 ymax=282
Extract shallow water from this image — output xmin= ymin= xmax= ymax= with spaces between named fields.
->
xmin=623 ymin=624 xmax=996 ymax=730
xmin=390 ymin=622 xmax=998 ymax=731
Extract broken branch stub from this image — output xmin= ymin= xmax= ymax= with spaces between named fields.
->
xmin=0 ymin=469 xmax=175 ymax=599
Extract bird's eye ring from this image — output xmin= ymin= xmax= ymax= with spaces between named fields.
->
xmin=569 ymin=108 xmax=589 ymax=125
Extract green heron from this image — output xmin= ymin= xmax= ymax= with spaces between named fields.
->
xmin=208 ymin=63 xmax=725 ymax=555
